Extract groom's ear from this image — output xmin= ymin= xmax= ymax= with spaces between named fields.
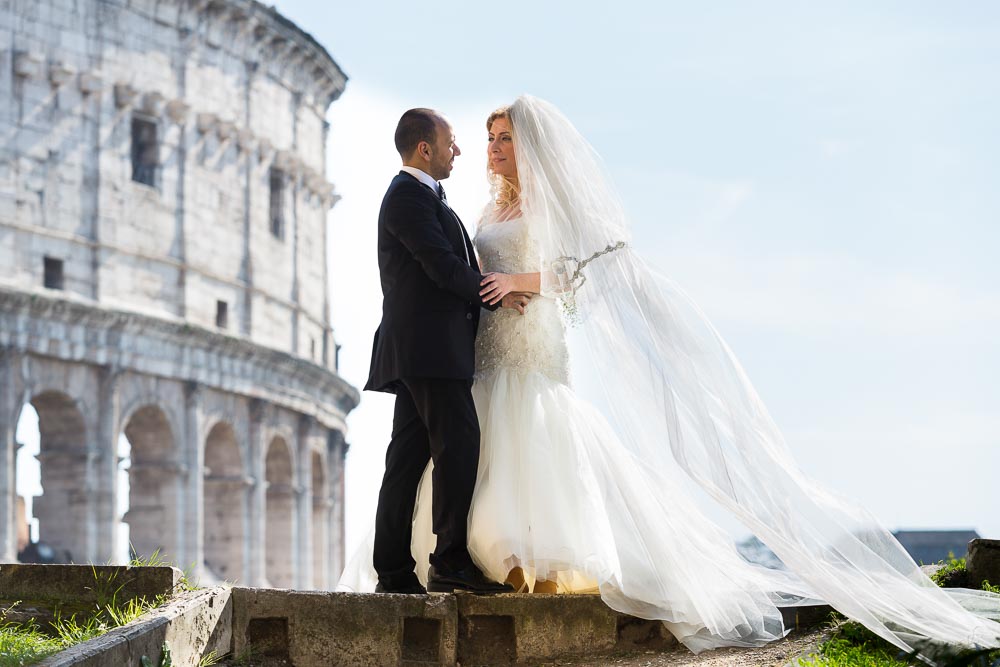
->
xmin=416 ymin=140 xmax=432 ymax=161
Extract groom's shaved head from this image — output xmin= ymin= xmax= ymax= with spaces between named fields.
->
xmin=395 ymin=108 xmax=444 ymax=159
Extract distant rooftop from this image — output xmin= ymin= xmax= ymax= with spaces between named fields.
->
xmin=738 ymin=529 xmax=981 ymax=571
xmin=892 ymin=529 xmax=980 ymax=565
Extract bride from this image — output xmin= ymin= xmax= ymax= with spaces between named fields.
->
xmin=340 ymin=95 xmax=1000 ymax=658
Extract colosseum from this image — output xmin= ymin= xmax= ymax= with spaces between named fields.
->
xmin=0 ymin=0 xmax=358 ymax=590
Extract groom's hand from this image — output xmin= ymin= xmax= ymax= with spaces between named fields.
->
xmin=480 ymin=272 xmax=518 ymax=305
xmin=501 ymin=292 xmax=532 ymax=315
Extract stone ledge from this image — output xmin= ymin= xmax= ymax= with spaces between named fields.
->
xmin=39 ymin=586 xmax=231 ymax=667
xmin=0 ymin=563 xmax=181 ymax=604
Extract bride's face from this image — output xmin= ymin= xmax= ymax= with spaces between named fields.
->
xmin=488 ymin=117 xmax=517 ymax=180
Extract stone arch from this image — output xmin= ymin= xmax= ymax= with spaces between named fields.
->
xmin=264 ymin=436 xmax=295 ymax=588
xmin=311 ymin=448 xmax=329 ymax=589
xmin=203 ymin=421 xmax=247 ymax=583
xmin=118 ymin=389 xmax=184 ymax=450
xmin=121 ymin=404 xmax=180 ymax=564
xmin=29 ymin=390 xmax=89 ymax=563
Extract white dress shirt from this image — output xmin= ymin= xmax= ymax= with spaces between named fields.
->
xmin=400 ymin=166 xmax=440 ymax=194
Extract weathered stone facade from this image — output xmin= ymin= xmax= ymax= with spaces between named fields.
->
xmin=0 ymin=0 xmax=358 ymax=589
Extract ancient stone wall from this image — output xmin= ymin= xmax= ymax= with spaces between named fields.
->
xmin=0 ymin=0 xmax=356 ymax=589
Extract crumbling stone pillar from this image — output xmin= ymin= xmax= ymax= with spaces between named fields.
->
xmin=247 ymin=400 xmax=267 ymax=587
xmin=328 ymin=429 xmax=347 ymax=581
xmin=311 ymin=448 xmax=330 ymax=589
xmin=0 ymin=350 xmax=18 ymax=562
xmin=296 ymin=416 xmax=314 ymax=589
xmin=94 ymin=368 xmax=121 ymax=564
xmin=182 ymin=382 xmax=204 ymax=574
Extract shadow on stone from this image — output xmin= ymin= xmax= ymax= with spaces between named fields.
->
xmin=616 ymin=615 xmax=675 ymax=650
xmin=402 ymin=616 xmax=442 ymax=665
xmin=781 ymin=605 xmax=834 ymax=632
xmin=459 ymin=614 xmax=516 ymax=666
xmin=247 ymin=617 xmax=290 ymax=662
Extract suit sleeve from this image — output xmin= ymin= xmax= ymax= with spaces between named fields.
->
xmin=384 ymin=184 xmax=497 ymax=309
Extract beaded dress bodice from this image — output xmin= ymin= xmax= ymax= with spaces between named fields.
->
xmin=474 ymin=217 xmax=569 ymax=384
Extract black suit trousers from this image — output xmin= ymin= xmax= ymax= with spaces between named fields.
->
xmin=373 ymin=377 xmax=480 ymax=586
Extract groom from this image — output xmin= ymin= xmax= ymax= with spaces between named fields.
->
xmin=366 ymin=108 xmax=520 ymax=594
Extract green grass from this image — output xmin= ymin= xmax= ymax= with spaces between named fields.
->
xmin=0 ymin=617 xmax=65 ymax=667
xmin=795 ymin=620 xmax=911 ymax=667
xmin=199 ymin=650 xmax=222 ymax=667
xmin=930 ymin=552 xmax=968 ymax=587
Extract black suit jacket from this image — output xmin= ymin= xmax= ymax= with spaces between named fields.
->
xmin=365 ymin=171 xmax=496 ymax=393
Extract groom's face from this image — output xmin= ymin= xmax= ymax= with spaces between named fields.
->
xmin=427 ymin=120 xmax=461 ymax=181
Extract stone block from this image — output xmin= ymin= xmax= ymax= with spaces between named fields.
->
xmin=230 ymin=589 xmax=458 ymax=667
xmin=967 ymin=539 xmax=1000 ymax=588
xmin=455 ymin=593 xmax=618 ymax=664
xmin=0 ymin=563 xmax=181 ymax=603
xmin=0 ymin=564 xmax=182 ymax=627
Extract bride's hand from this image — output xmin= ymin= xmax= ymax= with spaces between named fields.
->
xmin=480 ymin=272 xmax=517 ymax=305
xmin=501 ymin=292 xmax=532 ymax=315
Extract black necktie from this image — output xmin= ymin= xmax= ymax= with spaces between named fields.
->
xmin=437 ymin=183 xmax=448 ymax=204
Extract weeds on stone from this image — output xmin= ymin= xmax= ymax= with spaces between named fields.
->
xmin=0 ymin=604 xmax=65 ymax=667
xmin=140 ymin=641 xmax=173 ymax=667
xmin=224 ymin=644 xmax=259 ymax=666
xmin=930 ymin=552 xmax=969 ymax=588
xmin=50 ymin=611 xmax=107 ymax=646
xmin=126 ymin=548 xmax=201 ymax=591
xmin=199 ymin=649 xmax=222 ymax=666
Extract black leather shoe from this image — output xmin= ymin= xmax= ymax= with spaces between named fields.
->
xmin=427 ymin=564 xmax=515 ymax=594
xmin=375 ymin=580 xmax=427 ymax=594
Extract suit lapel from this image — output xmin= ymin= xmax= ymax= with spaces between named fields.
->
xmin=398 ymin=171 xmax=476 ymax=269
xmin=441 ymin=204 xmax=477 ymax=268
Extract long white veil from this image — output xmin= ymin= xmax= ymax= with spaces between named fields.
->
xmin=510 ymin=94 xmax=1000 ymax=659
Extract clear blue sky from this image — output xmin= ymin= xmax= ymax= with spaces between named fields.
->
xmin=281 ymin=1 xmax=1000 ymax=555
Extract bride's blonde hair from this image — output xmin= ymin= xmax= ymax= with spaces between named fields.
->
xmin=486 ymin=106 xmax=520 ymax=212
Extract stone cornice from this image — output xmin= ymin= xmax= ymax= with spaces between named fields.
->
xmin=0 ymin=287 xmax=360 ymax=431
xmin=194 ymin=0 xmax=348 ymax=109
